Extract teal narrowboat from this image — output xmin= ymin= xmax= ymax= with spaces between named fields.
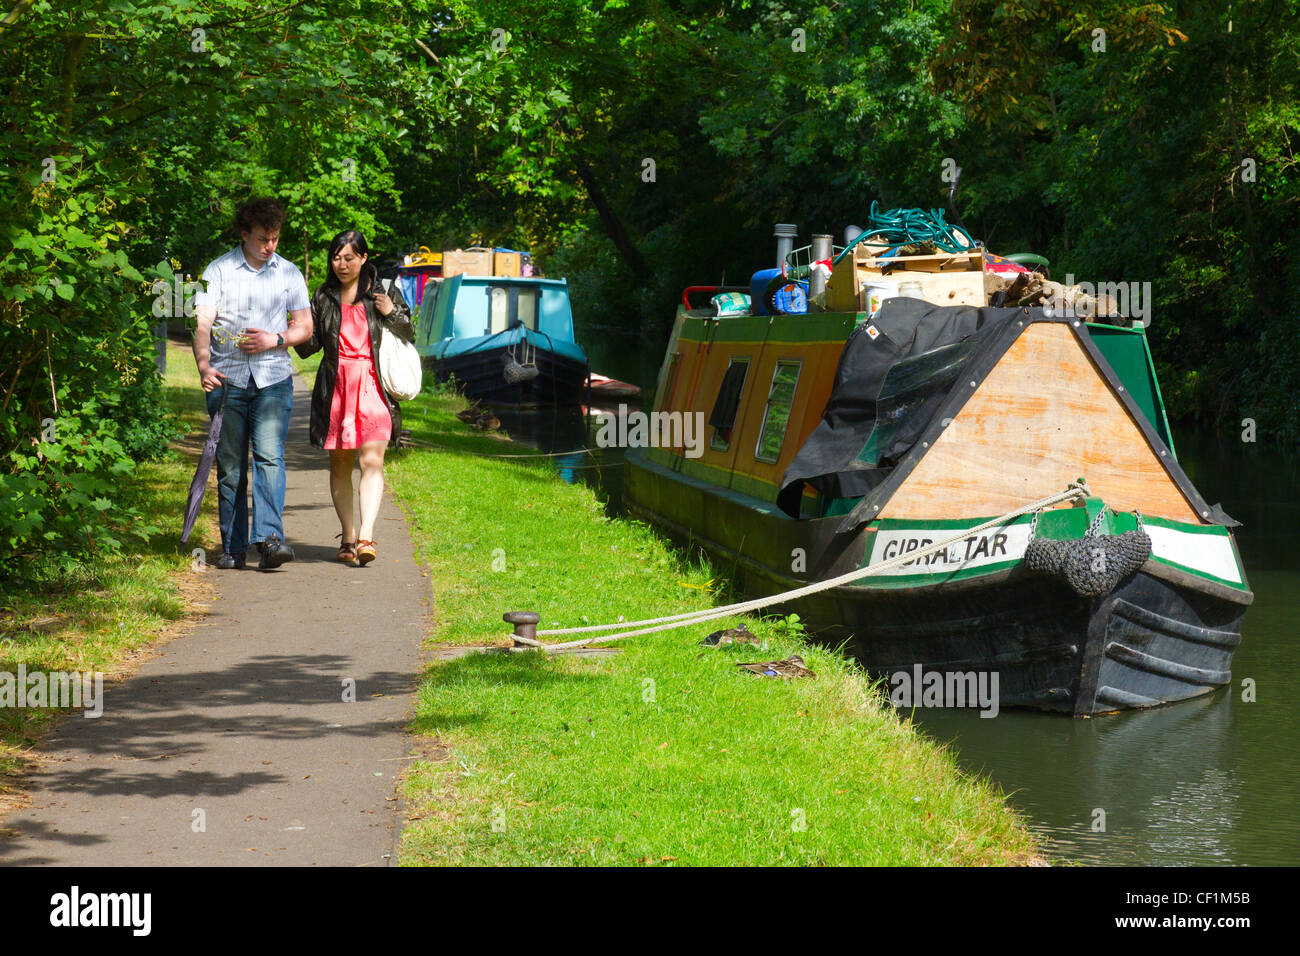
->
xmin=415 ymin=273 xmax=590 ymax=407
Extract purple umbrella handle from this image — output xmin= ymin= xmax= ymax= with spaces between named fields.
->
xmin=180 ymin=384 xmax=228 ymax=546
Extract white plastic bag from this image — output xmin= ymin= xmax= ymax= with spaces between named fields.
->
xmin=377 ymin=328 xmax=422 ymax=401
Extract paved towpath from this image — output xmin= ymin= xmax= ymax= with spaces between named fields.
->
xmin=0 ymin=373 xmax=429 ymax=866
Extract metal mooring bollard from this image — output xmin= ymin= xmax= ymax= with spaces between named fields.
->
xmin=503 ymin=611 xmax=541 ymax=647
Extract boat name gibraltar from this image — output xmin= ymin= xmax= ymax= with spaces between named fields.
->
xmin=594 ymin=405 xmax=706 ymax=459
xmin=870 ymin=525 xmax=1034 ymax=574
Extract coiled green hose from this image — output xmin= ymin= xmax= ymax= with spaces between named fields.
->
xmin=833 ymin=202 xmax=977 ymax=265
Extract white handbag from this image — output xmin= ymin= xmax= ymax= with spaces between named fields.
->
xmin=377 ymin=327 xmax=422 ymax=402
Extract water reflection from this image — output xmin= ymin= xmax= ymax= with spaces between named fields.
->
xmin=910 ymin=691 xmax=1226 ymax=864
xmin=489 ymin=405 xmax=590 ymax=458
xmin=553 ymin=450 xmax=587 ymax=484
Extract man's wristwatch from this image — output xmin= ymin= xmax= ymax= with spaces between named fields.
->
xmin=277 ymin=333 xmax=284 ymax=349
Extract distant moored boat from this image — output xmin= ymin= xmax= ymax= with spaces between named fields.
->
xmin=415 ymin=273 xmax=590 ymax=407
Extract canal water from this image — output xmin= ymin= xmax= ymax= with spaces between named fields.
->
xmin=501 ymin=325 xmax=1299 ymax=866
xmin=902 ymin=434 xmax=1300 ymax=867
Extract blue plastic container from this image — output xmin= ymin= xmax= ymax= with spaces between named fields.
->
xmin=750 ymin=268 xmax=809 ymax=314
xmin=750 ymin=268 xmax=781 ymax=315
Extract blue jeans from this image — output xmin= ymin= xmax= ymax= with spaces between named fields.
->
xmin=205 ymin=376 xmax=293 ymax=555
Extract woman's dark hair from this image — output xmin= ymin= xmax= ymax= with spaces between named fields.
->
xmin=324 ymin=229 xmax=377 ymax=298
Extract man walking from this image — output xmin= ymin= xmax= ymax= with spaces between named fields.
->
xmin=193 ymin=198 xmax=313 ymax=570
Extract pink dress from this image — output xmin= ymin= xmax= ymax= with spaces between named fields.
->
xmin=324 ymin=301 xmax=392 ymax=449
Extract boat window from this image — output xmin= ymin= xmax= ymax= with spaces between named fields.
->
xmin=517 ymin=288 xmax=538 ymax=330
xmin=489 ymin=287 xmax=510 ymax=334
xmin=486 ymin=285 xmax=539 ymax=334
xmin=755 ymin=361 xmax=801 ymax=464
xmin=709 ymin=358 xmax=750 ymax=451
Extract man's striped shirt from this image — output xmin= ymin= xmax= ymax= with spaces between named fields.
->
xmin=195 ymin=246 xmax=311 ymax=388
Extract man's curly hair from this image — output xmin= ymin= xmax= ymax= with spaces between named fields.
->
xmin=234 ymin=197 xmax=286 ymax=235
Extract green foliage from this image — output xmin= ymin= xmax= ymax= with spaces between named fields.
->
xmin=2 ymin=0 xmax=1298 ymax=582
xmin=0 ymin=153 xmax=166 ymax=578
xmin=768 ymin=612 xmax=807 ymax=642
xmin=0 ymin=0 xmax=424 ymax=580
xmin=396 ymin=1 xmax=1299 ymax=437
xmin=936 ymin=0 xmax=1300 ymax=438
xmin=0 ymin=402 xmax=162 ymax=578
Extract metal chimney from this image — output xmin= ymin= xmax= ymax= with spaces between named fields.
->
xmin=774 ymin=223 xmax=798 ymax=270
xmin=809 ymin=233 xmax=833 ymax=298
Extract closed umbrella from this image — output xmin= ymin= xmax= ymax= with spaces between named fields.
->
xmin=180 ymin=385 xmax=227 ymax=545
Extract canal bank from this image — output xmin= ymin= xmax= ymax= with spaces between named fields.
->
xmin=387 ymin=387 xmax=1041 ymax=866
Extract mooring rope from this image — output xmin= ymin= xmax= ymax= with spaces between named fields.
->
xmin=404 ymin=439 xmax=598 ymax=459
xmin=517 ymin=482 xmax=1091 ymax=652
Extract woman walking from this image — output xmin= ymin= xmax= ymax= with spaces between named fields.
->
xmin=298 ymin=230 xmax=414 ymax=565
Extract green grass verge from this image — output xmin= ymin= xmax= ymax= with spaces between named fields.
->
xmin=387 ymin=389 xmax=1041 ymax=866
xmin=0 ymin=340 xmax=217 ymax=788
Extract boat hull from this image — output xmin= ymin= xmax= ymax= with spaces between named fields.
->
xmin=624 ymin=448 xmax=1249 ymax=716
xmin=428 ymin=345 xmax=589 ymax=407
xmin=788 ymin=567 xmax=1244 ymax=716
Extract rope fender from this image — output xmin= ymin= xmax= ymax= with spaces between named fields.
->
xmin=1023 ymin=505 xmax=1152 ymax=598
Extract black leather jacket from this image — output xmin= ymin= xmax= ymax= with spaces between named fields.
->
xmin=296 ymin=279 xmax=415 ymax=449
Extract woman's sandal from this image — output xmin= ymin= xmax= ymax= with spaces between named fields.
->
xmin=357 ymin=539 xmax=377 ymax=566
xmin=337 ymin=540 xmax=358 ymax=564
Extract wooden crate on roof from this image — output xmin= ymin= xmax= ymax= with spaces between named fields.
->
xmin=825 ymin=246 xmax=987 ymax=312
xmin=494 ymin=250 xmax=522 ymax=276
xmin=442 ymin=247 xmax=494 ymax=277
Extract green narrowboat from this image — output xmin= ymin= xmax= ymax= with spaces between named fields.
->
xmin=624 ymin=227 xmax=1251 ymax=716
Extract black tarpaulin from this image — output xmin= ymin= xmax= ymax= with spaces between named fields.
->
xmin=776 ymin=299 xmax=1021 ymax=519
xmin=778 ymin=300 xmax=1234 ymax=533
